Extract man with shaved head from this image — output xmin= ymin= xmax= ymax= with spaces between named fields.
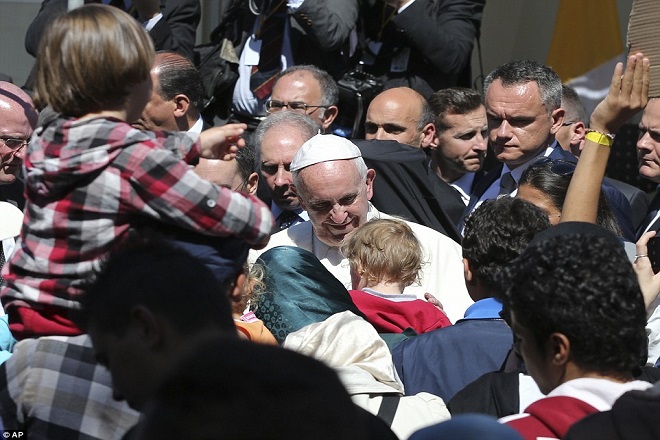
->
xmin=0 ymin=80 xmax=38 ymax=246
xmin=0 ymin=82 xmax=38 ymax=187
xmin=0 ymin=81 xmax=38 ymax=359
xmin=364 ymin=87 xmax=435 ymax=148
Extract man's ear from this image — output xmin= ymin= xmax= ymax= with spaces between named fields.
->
xmin=129 ymin=305 xmax=162 ymax=349
xmin=549 ymin=332 xmax=571 ymax=366
xmin=420 ymin=123 xmax=436 ymax=148
xmin=245 ymin=172 xmax=259 ymax=195
xmin=463 ymin=258 xmax=474 ymax=284
xmin=549 ymin=108 xmax=566 ymax=135
xmin=365 ymin=169 xmax=376 ymax=200
xmin=572 ymin=121 xmax=587 ymax=155
xmin=572 ymin=121 xmax=587 ymax=142
xmin=321 ymin=106 xmax=339 ymax=131
xmin=172 ymin=94 xmax=191 ymax=118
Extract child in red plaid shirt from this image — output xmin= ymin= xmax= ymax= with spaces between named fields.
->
xmin=1 ymin=4 xmax=274 ymax=339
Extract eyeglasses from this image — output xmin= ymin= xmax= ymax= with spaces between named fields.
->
xmin=561 ymin=121 xmax=576 ymax=127
xmin=0 ymin=137 xmax=28 ymax=150
xmin=530 ymin=157 xmax=576 ymax=176
xmin=264 ymin=100 xmax=328 ymax=114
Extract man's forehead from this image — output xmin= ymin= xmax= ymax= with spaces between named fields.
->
xmin=273 ymin=72 xmax=321 ymax=98
xmin=444 ymin=107 xmax=486 ymax=126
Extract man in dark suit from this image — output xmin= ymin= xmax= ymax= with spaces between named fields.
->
xmin=132 ymin=51 xmax=206 ymax=133
xmin=636 ymin=98 xmax=660 ymax=237
xmin=227 ymin=0 xmax=358 ymax=121
xmin=27 ymin=0 xmax=200 ymax=59
xmin=462 ymin=60 xmax=634 ymax=239
xmin=356 ymin=86 xmax=462 ymax=240
xmin=24 ymin=0 xmax=201 ymax=91
xmin=357 ymin=0 xmax=485 ymax=98
xmin=428 ymin=87 xmax=486 ymax=227
xmin=558 ymin=84 xmax=648 ymax=231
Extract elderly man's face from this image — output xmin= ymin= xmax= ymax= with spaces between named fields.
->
xmin=296 ymin=160 xmax=375 ymax=247
xmin=486 ymin=79 xmax=561 ymax=168
xmin=637 ymin=99 xmax=660 ymax=183
xmin=0 ymin=89 xmax=37 ymax=184
xmin=270 ymin=71 xmax=329 ymax=130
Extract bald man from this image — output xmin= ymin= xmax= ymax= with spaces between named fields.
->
xmin=0 ymin=82 xmax=38 ymax=187
xmin=0 ymin=81 xmax=38 ymax=304
xmin=364 ymin=87 xmax=435 ymax=148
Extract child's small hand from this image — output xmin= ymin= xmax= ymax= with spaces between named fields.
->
xmin=198 ymin=124 xmax=248 ymax=160
xmin=424 ymin=292 xmax=445 ymax=312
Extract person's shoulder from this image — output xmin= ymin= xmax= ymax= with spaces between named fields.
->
xmin=249 ymin=221 xmax=312 ymax=260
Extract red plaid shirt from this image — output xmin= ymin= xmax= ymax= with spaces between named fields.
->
xmin=1 ymin=117 xmax=273 ymax=339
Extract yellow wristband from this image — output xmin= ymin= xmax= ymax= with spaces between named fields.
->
xmin=585 ymin=130 xmax=615 ymax=147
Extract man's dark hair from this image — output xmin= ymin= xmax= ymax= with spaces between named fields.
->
xmin=502 ymin=229 xmax=647 ymax=376
xmin=235 ymin=143 xmax=256 ymax=183
xmin=75 ymin=238 xmax=236 ymax=337
xmin=137 ymin=335 xmax=377 ymax=440
xmin=462 ymin=197 xmax=550 ymax=293
xmin=154 ymin=51 xmax=205 ymax=111
xmin=483 ymin=60 xmax=562 ymax=113
xmin=561 ymin=84 xmax=588 ymax=124
xmin=418 ymin=97 xmax=436 ymax=131
xmin=429 ymin=87 xmax=483 ymax=133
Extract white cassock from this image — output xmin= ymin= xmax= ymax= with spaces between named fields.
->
xmin=250 ymin=203 xmax=473 ymax=323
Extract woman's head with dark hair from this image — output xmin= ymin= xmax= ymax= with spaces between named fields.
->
xmin=517 ymin=158 xmax=622 ymax=235
xmin=502 ymin=223 xmax=646 ymax=394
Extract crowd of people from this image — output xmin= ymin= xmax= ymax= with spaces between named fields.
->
xmin=0 ymin=1 xmax=660 ymax=439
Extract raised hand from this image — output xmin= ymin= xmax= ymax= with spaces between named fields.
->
xmin=198 ymin=123 xmax=248 ymax=161
xmin=590 ymin=52 xmax=650 ymax=134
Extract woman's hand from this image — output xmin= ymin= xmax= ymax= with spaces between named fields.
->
xmin=590 ymin=52 xmax=650 ymax=134
xmin=634 ymin=230 xmax=660 ymax=310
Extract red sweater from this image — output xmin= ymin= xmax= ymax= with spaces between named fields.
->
xmin=349 ymin=289 xmax=452 ymax=334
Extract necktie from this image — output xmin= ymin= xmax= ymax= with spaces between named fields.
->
xmin=277 ymin=210 xmax=299 ymax=230
xmin=498 ymin=172 xmax=516 ymax=197
xmin=250 ymin=0 xmax=287 ymax=100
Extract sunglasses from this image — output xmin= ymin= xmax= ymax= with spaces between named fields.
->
xmin=530 ymin=157 xmax=576 ymax=176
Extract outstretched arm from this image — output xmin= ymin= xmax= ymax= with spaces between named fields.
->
xmin=561 ymin=53 xmax=650 ymax=223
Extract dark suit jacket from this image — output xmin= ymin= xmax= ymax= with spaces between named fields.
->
xmin=605 ymin=178 xmax=649 ymax=231
xmin=462 ymin=146 xmax=636 ymax=241
xmin=637 ymin=190 xmax=660 ymax=239
xmin=354 ymin=139 xmax=460 ymax=243
xmin=0 ymin=181 xmax=25 ymax=210
xmin=429 ymin=170 xmax=482 ymax=229
xmin=358 ymin=0 xmax=485 ymax=97
xmin=25 ymin=0 xmax=201 ymax=60
xmin=221 ymin=0 xmax=358 ymax=80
